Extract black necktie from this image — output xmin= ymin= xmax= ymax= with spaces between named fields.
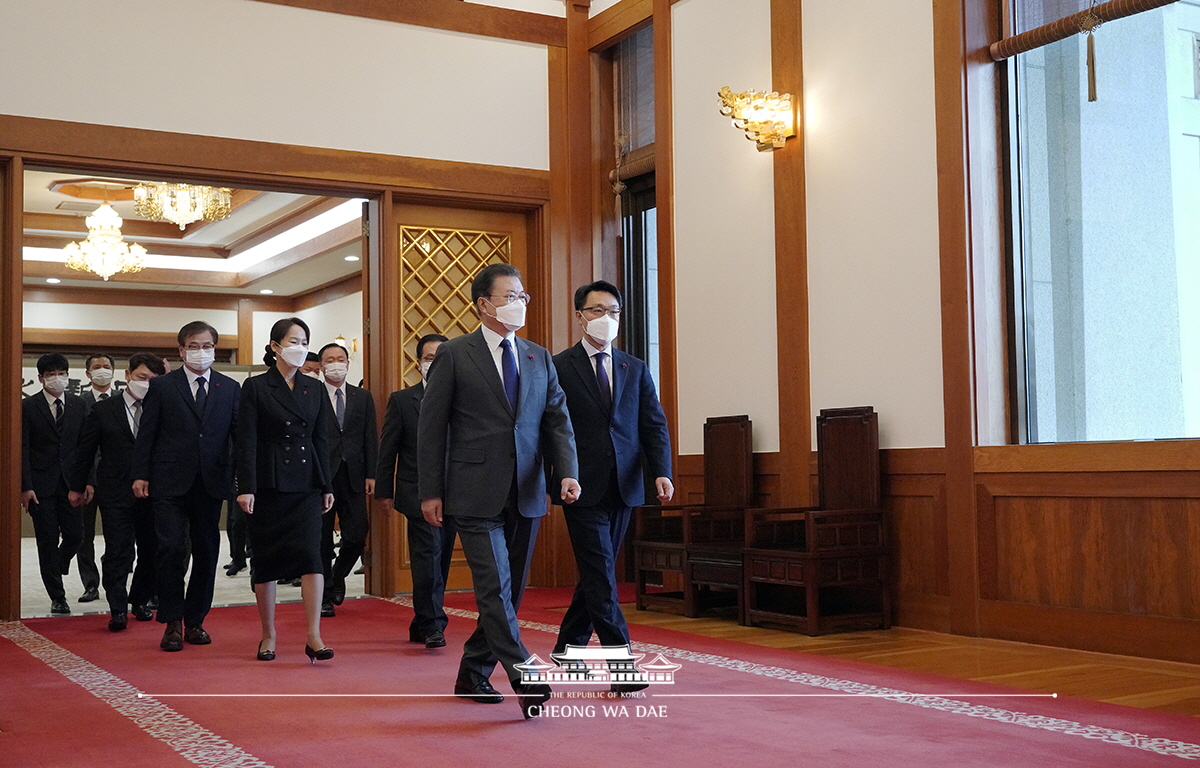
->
xmin=500 ymin=338 xmax=518 ymax=410
xmin=54 ymin=399 xmax=64 ymax=429
xmin=98 ymin=392 xmax=109 ymax=400
xmin=195 ymin=377 xmax=208 ymax=411
xmin=594 ymin=352 xmax=612 ymax=412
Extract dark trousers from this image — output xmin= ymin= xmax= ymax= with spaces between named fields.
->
xmin=225 ymin=500 xmax=247 ymax=565
xmin=100 ymin=498 xmax=157 ymax=614
xmin=556 ymin=482 xmax=633 ymax=651
xmin=321 ymin=464 xmax=369 ymax=599
xmin=406 ymin=512 xmax=457 ymax=637
xmin=29 ymin=485 xmax=83 ymax=603
xmin=153 ymin=477 xmax=223 ymax=628
xmin=75 ymin=498 xmax=100 ymax=592
xmin=454 ymin=490 xmax=540 ymax=689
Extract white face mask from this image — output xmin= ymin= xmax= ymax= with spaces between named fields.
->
xmin=278 ymin=344 xmax=309 ymax=368
xmin=419 ymin=361 xmax=432 ymax=380
xmin=125 ymin=379 xmax=150 ymax=401
xmin=585 ymin=314 xmax=620 ymax=345
xmin=489 ymin=299 xmax=526 ymax=332
xmin=43 ymin=374 xmax=69 ymax=396
xmin=185 ymin=348 xmax=216 ymax=372
xmin=323 ymin=362 xmax=348 ymax=382
xmin=89 ymin=368 xmax=114 ymax=387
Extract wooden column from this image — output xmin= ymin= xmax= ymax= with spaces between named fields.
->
xmin=653 ymin=0 xmax=679 ymax=475
xmin=771 ymin=0 xmax=811 ymax=507
xmin=0 ymin=156 xmax=23 ymax=621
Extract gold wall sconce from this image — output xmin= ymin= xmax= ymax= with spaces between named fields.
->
xmin=717 ymin=86 xmax=795 ymax=151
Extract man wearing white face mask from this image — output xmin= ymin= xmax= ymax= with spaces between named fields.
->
xmin=549 ymin=281 xmax=673 ymax=692
xmin=316 ymin=342 xmax=377 ymax=617
xmin=132 ymin=321 xmax=240 ymax=652
xmin=73 ymin=352 xmax=117 ymax=604
xmin=72 ymin=353 xmax=167 ymax=631
xmin=417 ymin=263 xmax=580 ymax=719
xmin=21 ymin=353 xmax=88 ymax=615
xmin=377 ymin=333 xmax=456 ymax=647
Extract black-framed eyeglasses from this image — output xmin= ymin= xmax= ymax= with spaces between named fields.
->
xmin=487 ymin=292 xmax=532 ymax=306
xmin=184 ymin=343 xmax=216 ymax=351
xmin=581 ymin=305 xmax=621 ymax=319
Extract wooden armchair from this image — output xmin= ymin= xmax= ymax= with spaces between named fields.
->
xmin=634 ymin=415 xmax=752 ymax=621
xmin=742 ymin=406 xmax=891 ymax=635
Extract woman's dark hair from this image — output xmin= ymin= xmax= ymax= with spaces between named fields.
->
xmin=262 ymin=316 xmax=311 ymax=367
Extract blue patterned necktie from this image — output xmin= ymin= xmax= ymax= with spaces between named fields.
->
xmin=594 ymin=351 xmax=612 ymax=412
xmin=500 ymin=338 xmax=518 ymax=410
xmin=335 ymin=388 xmax=345 ymax=430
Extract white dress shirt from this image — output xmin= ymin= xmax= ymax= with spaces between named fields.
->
xmin=122 ymin=390 xmax=142 ymax=435
xmin=183 ymin=366 xmax=210 ymax=398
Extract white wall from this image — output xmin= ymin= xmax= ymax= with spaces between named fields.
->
xmin=467 ymin=0 xmax=566 ymax=16
xmin=0 ymin=0 xmax=549 ymax=170
xmin=672 ymin=0 xmax=779 ymax=454
xmin=803 ymin=0 xmax=945 ymax=449
xmin=23 ymin=302 xmax=237 ymax=339
xmin=589 ymin=0 xmax=625 ymax=16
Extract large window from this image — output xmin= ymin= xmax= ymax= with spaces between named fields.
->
xmin=1011 ymin=1 xmax=1200 ymax=442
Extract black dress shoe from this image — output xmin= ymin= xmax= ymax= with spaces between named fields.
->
xmin=454 ymin=673 xmax=505 ymax=703
xmin=161 ymin=622 xmax=183 ymax=652
xmin=305 ymin=644 xmax=334 ymax=663
xmin=146 ymin=596 xmax=158 ymax=610
xmin=256 ymin=640 xmax=275 ymax=661
xmin=320 ymin=601 xmax=336 ymax=618
xmin=131 ymin=604 xmax=154 ymax=622
xmin=331 ymin=577 xmax=346 ymax=606
xmin=78 ymin=587 xmax=100 ymax=603
xmin=108 ymin=612 xmax=128 ymax=632
xmin=184 ymin=625 xmax=212 ymax=645
xmin=224 ymin=561 xmax=246 ymax=577
xmin=424 ymin=630 xmax=446 ymax=649
xmin=513 ymin=681 xmax=552 ymax=719
xmin=50 ymin=599 xmax=71 ymax=615
xmin=408 ymin=627 xmax=425 ymax=643
xmin=611 ymin=682 xmax=650 ymax=694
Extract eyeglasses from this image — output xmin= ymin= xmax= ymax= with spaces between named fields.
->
xmin=581 ymin=306 xmax=621 ymax=319
xmin=487 ymin=292 xmax=532 ymax=306
xmin=185 ymin=343 xmax=216 ymax=351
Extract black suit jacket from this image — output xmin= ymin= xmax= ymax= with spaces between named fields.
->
xmin=131 ymin=367 xmax=239 ymax=499
xmin=324 ymin=383 xmax=378 ymax=489
xmin=72 ymin=394 xmax=138 ymax=508
xmin=376 ymin=381 xmax=423 ymax=518
xmin=552 ymin=342 xmax=672 ymax=508
xmin=21 ymin=392 xmax=87 ymax=498
xmin=418 ymin=328 xmax=578 ymax=519
xmin=235 ymin=367 xmax=334 ymax=495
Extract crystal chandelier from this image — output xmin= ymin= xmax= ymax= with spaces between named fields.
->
xmin=133 ymin=182 xmax=233 ymax=230
xmin=63 ymin=203 xmax=147 ymax=281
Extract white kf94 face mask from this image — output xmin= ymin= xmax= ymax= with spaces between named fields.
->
xmin=278 ymin=344 xmax=309 ymax=368
xmin=491 ymin=299 xmax=526 ymax=332
xmin=89 ymin=368 xmax=114 ymax=387
xmin=185 ymin=348 xmax=216 ymax=372
xmin=323 ymin=362 xmax=349 ymax=382
xmin=586 ymin=313 xmax=619 ymax=345
xmin=125 ymin=379 xmax=151 ymax=400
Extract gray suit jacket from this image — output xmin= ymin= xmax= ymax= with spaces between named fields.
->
xmin=417 ymin=328 xmax=578 ymax=519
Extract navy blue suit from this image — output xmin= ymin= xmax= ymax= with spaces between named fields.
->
xmin=551 ymin=341 xmax=671 ymax=651
xmin=132 ymin=367 xmax=239 ymax=629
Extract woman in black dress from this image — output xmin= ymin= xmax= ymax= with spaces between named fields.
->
xmin=236 ymin=317 xmax=336 ymax=662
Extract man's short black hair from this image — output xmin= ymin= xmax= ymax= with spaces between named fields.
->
xmin=416 ymin=333 xmax=449 ymax=361
xmin=177 ymin=320 xmax=219 ymax=347
xmin=471 ymin=263 xmax=523 ymax=307
xmin=37 ymin=353 xmax=69 ymax=375
xmin=318 ymin=343 xmax=349 ymax=360
xmin=573 ymin=280 xmax=623 ymax=312
xmin=306 ymin=351 xmax=321 ymax=363
xmin=127 ymin=352 xmax=166 ymax=377
xmin=85 ymin=353 xmax=115 ymax=371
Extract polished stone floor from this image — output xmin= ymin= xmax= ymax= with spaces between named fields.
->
xmin=19 ymin=535 xmax=366 ymax=619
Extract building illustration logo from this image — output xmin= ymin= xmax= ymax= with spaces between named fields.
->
xmin=516 ymin=644 xmax=681 ymax=685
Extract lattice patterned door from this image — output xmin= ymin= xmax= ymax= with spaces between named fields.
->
xmin=391 ymin=204 xmax=528 ymax=592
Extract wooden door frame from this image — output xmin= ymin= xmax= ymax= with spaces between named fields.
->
xmin=0 ymin=114 xmax=555 ymax=618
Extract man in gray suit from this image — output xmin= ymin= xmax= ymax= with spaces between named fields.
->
xmin=418 ymin=263 xmax=580 ymax=720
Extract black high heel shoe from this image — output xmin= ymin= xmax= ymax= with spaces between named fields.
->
xmin=257 ymin=641 xmax=275 ymax=661
xmin=305 ymin=644 xmax=334 ymax=663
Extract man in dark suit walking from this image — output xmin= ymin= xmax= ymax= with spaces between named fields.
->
xmin=132 ymin=321 xmax=239 ymax=652
xmin=71 ymin=353 xmax=167 ymax=631
xmin=75 ymin=352 xmax=118 ymax=605
xmin=550 ymin=281 xmax=673 ymax=692
xmin=317 ymin=341 xmax=378 ymax=617
xmin=21 ymin=353 xmax=88 ymax=615
xmin=377 ymin=333 xmax=456 ymax=648
xmin=418 ymin=264 xmax=580 ymax=719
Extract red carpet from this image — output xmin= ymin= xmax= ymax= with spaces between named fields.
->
xmin=3 ymin=588 xmax=1200 ymax=768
